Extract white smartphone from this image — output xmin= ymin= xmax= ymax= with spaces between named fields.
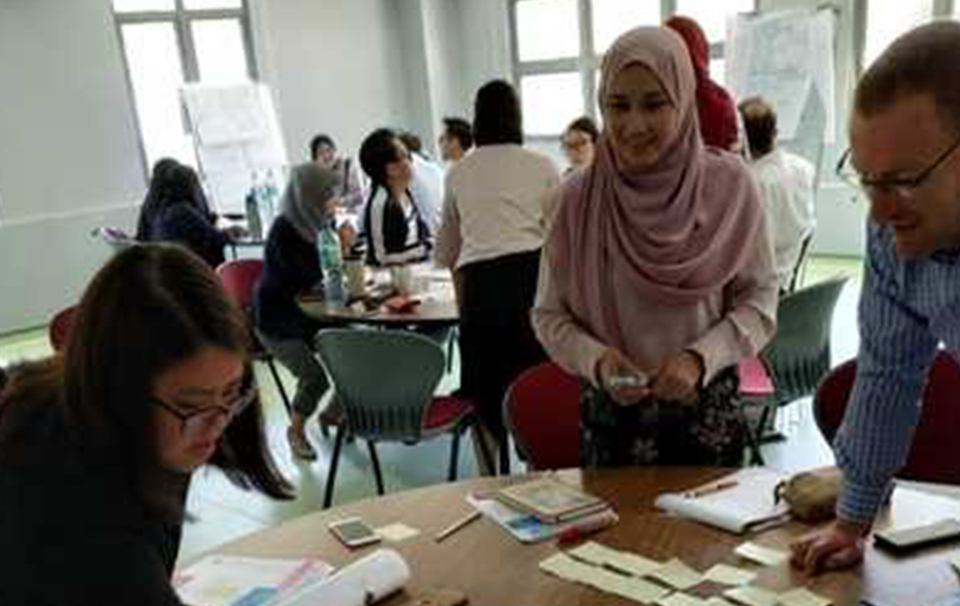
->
xmin=328 ymin=517 xmax=382 ymax=548
xmin=608 ymin=371 xmax=650 ymax=389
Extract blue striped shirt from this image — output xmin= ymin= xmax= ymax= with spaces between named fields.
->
xmin=835 ymin=222 xmax=960 ymax=523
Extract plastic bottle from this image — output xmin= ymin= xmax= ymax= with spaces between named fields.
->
xmin=318 ymin=221 xmax=346 ymax=306
xmin=245 ymin=171 xmax=263 ymax=239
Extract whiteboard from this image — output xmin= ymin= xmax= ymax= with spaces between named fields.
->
xmin=726 ymin=8 xmax=837 ymax=167
xmin=181 ymin=83 xmax=288 ymax=215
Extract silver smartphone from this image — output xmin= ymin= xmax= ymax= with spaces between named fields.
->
xmin=328 ymin=517 xmax=382 ymax=548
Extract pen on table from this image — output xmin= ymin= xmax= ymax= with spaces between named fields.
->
xmin=435 ymin=509 xmax=482 ymax=543
xmin=684 ymin=480 xmax=739 ymax=499
xmin=556 ymin=511 xmax=620 ymax=546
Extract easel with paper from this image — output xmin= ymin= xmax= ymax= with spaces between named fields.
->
xmin=726 ymin=7 xmax=837 ymax=176
xmin=181 ymin=82 xmax=288 ymax=215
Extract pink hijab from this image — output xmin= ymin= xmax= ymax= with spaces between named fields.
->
xmin=548 ymin=26 xmax=762 ymax=352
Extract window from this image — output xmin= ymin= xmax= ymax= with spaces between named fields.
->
xmin=112 ymin=0 xmax=255 ymax=171
xmin=510 ymin=0 xmax=755 ymax=140
xmin=863 ymin=0 xmax=934 ymax=69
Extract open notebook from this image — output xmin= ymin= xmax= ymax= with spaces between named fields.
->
xmin=655 ymin=467 xmax=791 ymax=534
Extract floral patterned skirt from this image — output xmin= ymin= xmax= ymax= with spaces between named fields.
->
xmin=580 ymin=367 xmax=746 ymax=467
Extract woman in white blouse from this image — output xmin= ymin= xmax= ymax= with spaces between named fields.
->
xmin=435 ymin=79 xmax=561 ymax=474
xmin=358 ymin=128 xmax=432 ymax=267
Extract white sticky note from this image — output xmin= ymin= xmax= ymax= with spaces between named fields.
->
xmin=376 ymin=523 xmax=420 ymax=542
xmin=734 ymin=542 xmax=789 ymax=567
xmin=779 ymin=587 xmax=833 ymax=606
xmin=724 ymin=585 xmax=780 ymax=606
xmin=657 ymin=592 xmax=709 ymax=606
xmin=593 ymin=569 xmax=670 ymax=604
xmin=704 ymin=598 xmax=739 ymax=606
xmin=702 ymin=563 xmax=758 ymax=586
xmin=648 ymin=558 xmax=703 ymax=590
xmin=540 ymin=553 xmax=594 ymax=584
xmin=568 ymin=542 xmax=622 ymax=565
xmin=567 ymin=541 xmax=662 ymax=577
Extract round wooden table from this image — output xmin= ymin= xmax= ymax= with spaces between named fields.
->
xmin=298 ymin=265 xmax=459 ymax=328
xmin=206 ymin=467 xmax=960 ymax=606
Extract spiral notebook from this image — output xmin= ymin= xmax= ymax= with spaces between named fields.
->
xmin=655 ymin=468 xmax=791 ymax=534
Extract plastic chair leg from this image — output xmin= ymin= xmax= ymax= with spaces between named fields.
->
xmin=266 ymin=357 xmax=293 ymax=418
xmin=323 ymin=428 xmax=346 ymax=509
xmin=368 ymin=441 xmax=385 ymax=495
xmin=448 ymin=429 xmax=462 ymax=481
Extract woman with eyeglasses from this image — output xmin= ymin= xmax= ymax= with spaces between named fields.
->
xmin=561 ymin=116 xmax=600 ymax=174
xmin=533 ymin=26 xmax=777 ymax=468
xmin=0 ymin=243 xmax=292 ymax=604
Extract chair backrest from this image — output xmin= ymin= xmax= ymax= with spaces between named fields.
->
xmin=49 ymin=305 xmax=78 ymax=352
xmin=503 ymin=361 xmax=581 ymax=470
xmin=814 ymin=352 xmax=960 ymax=484
xmin=315 ymin=328 xmax=446 ymax=441
xmin=762 ymin=276 xmax=848 ymax=406
xmin=217 ymin=259 xmax=264 ymax=311
xmin=786 ymin=233 xmax=814 ymax=294
xmin=91 ymin=226 xmax=135 ymax=254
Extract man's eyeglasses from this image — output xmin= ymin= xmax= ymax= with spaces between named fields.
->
xmin=153 ymin=385 xmax=256 ymax=442
xmin=836 ymin=133 xmax=960 ymax=200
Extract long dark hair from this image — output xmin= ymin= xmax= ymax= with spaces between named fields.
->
xmin=0 ymin=244 xmax=292 ymax=518
xmin=473 ymin=80 xmax=524 ymax=146
xmin=359 ymin=128 xmax=415 ymax=254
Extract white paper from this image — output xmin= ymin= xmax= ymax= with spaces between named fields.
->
xmin=273 ymin=549 xmax=410 ymax=606
xmin=567 ymin=541 xmax=662 ymax=577
xmin=655 ymin=468 xmax=790 ymax=534
xmin=174 ymin=555 xmax=333 ymax=606
xmin=540 ymin=552 xmax=669 ymax=604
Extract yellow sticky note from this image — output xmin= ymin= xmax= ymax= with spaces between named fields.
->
xmin=779 ymin=587 xmax=833 ymax=606
xmin=648 ymin=558 xmax=703 ymax=591
xmin=702 ymin=563 xmax=758 ymax=586
xmin=658 ymin=592 xmax=709 ymax=606
xmin=724 ymin=585 xmax=780 ymax=606
xmin=734 ymin=542 xmax=788 ymax=567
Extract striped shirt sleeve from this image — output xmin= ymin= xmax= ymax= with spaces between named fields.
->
xmin=834 ymin=224 xmax=938 ymax=523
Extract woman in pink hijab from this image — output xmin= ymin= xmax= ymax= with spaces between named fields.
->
xmin=532 ymin=26 xmax=778 ymax=467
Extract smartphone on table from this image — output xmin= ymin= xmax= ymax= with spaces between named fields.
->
xmin=328 ymin=517 xmax=382 ymax=548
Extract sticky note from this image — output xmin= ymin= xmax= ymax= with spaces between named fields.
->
xmin=648 ymin=558 xmax=703 ymax=590
xmin=702 ymin=563 xmax=758 ymax=586
xmin=724 ymin=585 xmax=780 ymax=606
xmin=540 ymin=552 xmax=668 ymax=603
xmin=657 ymin=591 xmax=709 ymax=606
xmin=734 ymin=542 xmax=789 ymax=567
xmin=704 ymin=598 xmax=739 ymax=606
xmin=376 ymin=523 xmax=420 ymax=542
xmin=567 ymin=541 xmax=662 ymax=576
xmin=779 ymin=587 xmax=833 ymax=606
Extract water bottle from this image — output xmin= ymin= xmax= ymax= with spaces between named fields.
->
xmin=262 ymin=169 xmax=280 ymax=227
xmin=245 ymin=172 xmax=263 ymax=239
xmin=318 ymin=222 xmax=346 ymax=306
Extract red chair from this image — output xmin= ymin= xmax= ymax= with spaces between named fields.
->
xmin=814 ymin=352 xmax=960 ymax=484
xmin=503 ymin=361 xmax=581 ymax=470
xmin=49 ymin=306 xmax=78 ymax=352
xmin=216 ymin=259 xmax=293 ymax=417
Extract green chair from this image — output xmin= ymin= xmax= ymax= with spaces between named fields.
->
xmin=742 ymin=275 xmax=849 ymax=464
xmin=315 ymin=328 xmax=479 ymax=508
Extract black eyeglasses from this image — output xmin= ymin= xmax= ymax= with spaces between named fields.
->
xmin=153 ymin=385 xmax=256 ymax=441
xmin=836 ymin=133 xmax=960 ymax=200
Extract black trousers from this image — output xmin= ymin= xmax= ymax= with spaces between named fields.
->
xmin=458 ymin=249 xmax=546 ymax=471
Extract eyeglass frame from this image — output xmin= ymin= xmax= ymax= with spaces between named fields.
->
xmin=152 ymin=384 xmax=257 ymax=440
xmin=836 ymin=133 xmax=960 ymax=200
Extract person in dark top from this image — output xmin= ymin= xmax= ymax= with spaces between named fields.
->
xmin=253 ymin=163 xmax=344 ymax=461
xmin=137 ymin=159 xmax=241 ymax=268
xmin=358 ymin=128 xmax=432 ymax=267
xmin=0 ymin=243 xmax=292 ymax=605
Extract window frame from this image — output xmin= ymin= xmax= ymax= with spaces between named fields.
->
xmin=508 ymin=0 xmax=756 ymax=141
xmin=112 ymin=0 xmax=257 ymax=178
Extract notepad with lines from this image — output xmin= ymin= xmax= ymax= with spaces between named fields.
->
xmin=654 ymin=468 xmax=791 ymax=534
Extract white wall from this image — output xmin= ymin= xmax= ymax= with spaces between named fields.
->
xmin=251 ymin=0 xmax=410 ymax=163
xmin=0 ymin=0 xmax=144 ymax=334
xmin=0 ymin=0 xmax=414 ymax=335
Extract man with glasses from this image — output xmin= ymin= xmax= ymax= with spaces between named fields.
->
xmin=792 ymin=21 xmax=960 ymax=574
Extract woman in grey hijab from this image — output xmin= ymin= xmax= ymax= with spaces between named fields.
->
xmin=253 ymin=163 xmax=343 ymax=460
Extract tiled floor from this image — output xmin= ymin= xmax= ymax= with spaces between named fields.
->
xmin=0 ymin=255 xmax=865 ymax=564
